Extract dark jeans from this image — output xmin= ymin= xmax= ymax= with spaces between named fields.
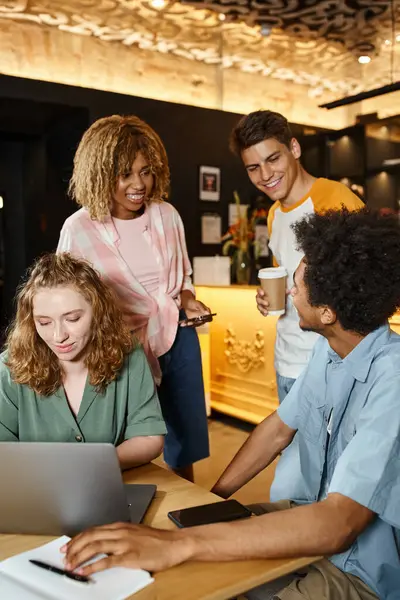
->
xmin=158 ymin=315 xmax=210 ymax=469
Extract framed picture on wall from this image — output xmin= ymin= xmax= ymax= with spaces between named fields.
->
xmin=201 ymin=213 xmax=222 ymax=244
xmin=199 ymin=165 xmax=220 ymax=201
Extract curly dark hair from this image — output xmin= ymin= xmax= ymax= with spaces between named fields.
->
xmin=292 ymin=207 xmax=400 ymax=335
xmin=229 ymin=110 xmax=293 ymax=156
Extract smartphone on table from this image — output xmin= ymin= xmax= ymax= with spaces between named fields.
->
xmin=168 ymin=499 xmax=252 ymax=528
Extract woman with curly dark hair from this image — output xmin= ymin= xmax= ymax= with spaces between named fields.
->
xmin=0 ymin=253 xmax=166 ymax=469
xmin=57 ymin=115 xmax=211 ymax=481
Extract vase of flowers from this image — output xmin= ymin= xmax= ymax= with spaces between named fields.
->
xmin=249 ymin=201 xmax=271 ymax=284
xmin=222 ymin=191 xmax=271 ymax=285
xmin=222 ymin=191 xmax=253 ymax=285
xmin=235 ymin=241 xmax=251 ymax=285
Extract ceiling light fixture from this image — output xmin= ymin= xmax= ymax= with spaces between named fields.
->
xmin=218 ymin=13 xmax=226 ymax=21
xmin=150 ymin=0 xmax=166 ymax=8
xmin=358 ymin=55 xmax=371 ymax=64
xmin=320 ymin=0 xmax=398 ymax=110
xmin=397 ymin=34 xmax=400 ymax=42
xmin=260 ymin=24 xmax=271 ymax=37
xmin=383 ymin=158 xmax=400 ymax=166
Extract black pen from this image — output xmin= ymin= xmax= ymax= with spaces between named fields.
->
xmin=29 ymin=559 xmax=92 ymax=584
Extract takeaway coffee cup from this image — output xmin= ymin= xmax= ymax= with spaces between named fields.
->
xmin=258 ymin=267 xmax=288 ymax=316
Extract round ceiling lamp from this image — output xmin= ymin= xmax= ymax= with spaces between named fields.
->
xmin=150 ymin=0 xmax=166 ymax=8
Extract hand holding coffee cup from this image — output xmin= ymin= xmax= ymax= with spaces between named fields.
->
xmin=256 ymin=287 xmax=270 ymax=316
xmin=257 ymin=267 xmax=288 ymax=316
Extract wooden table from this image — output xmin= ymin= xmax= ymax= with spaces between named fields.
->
xmin=0 ymin=463 xmax=319 ymax=600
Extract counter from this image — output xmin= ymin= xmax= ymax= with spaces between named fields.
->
xmin=196 ymin=285 xmax=279 ymax=424
xmin=197 ymin=285 xmax=400 ymax=425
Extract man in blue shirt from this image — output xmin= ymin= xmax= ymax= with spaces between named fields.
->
xmin=64 ymin=208 xmax=399 ymax=600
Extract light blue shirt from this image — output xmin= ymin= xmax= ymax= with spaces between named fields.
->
xmin=277 ymin=325 xmax=400 ymax=600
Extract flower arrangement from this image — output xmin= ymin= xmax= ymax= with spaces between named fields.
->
xmin=221 ymin=191 xmax=270 ymax=284
xmin=222 ymin=191 xmax=269 ymax=261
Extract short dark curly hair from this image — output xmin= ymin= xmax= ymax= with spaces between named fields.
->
xmin=292 ymin=207 xmax=400 ymax=335
xmin=230 ymin=110 xmax=293 ymax=156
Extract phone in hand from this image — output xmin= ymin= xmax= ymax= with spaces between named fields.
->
xmin=179 ymin=313 xmax=217 ymax=327
xmin=167 ymin=499 xmax=252 ymax=528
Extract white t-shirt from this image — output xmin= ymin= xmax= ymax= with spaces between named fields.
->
xmin=268 ymin=178 xmax=363 ymax=378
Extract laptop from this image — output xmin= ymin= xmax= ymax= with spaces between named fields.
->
xmin=0 ymin=442 xmax=156 ymax=536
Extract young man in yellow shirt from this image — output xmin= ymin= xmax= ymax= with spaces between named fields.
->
xmin=230 ymin=111 xmax=363 ymax=502
xmin=230 ymin=110 xmax=363 ymax=404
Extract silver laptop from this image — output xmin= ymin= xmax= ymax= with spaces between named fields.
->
xmin=0 ymin=442 xmax=156 ymax=536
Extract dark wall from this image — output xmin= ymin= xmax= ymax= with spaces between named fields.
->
xmin=0 ymin=75 xmax=256 ymax=264
xmin=365 ymin=135 xmax=400 ymax=210
xmin=0 ymin=75 xmax=333 ymax=327
xmin=0 ymin=103 xmax=89 ymax=327
xmin=43 ymin=107 xmax=91 ymax=253
xmin=0 ymin=75 xmax=263 ymax=326
xmin=367 ymin=137 xmax=400 ymax=171
xmin=0 ymin=139 xmax=26 ymax=322
xmin=366 ymin=171 xmax=399 ymax=211
xmin=1 ymin=75 xmax=397 ymax=277
xmin=326 ymin=125 xmax=365 ymax=179
xmin=0 ymin=75 xmax=329 ymax=259
xmin=322 ymin=123 xmax=400 ymax=208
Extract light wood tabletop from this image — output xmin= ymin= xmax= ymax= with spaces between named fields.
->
xmin=0 ymin=463 xmax=320 ymax=600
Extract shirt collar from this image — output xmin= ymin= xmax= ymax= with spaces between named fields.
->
xmin=327 ymin=324 xmax=391 ymax=383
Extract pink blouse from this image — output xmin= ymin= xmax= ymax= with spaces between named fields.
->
xmin=112 ymin=213 xmax=160 ymax=297
xmin=57 ymin=201 xmax=195 ymax=383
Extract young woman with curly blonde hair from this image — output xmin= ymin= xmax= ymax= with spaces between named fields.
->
xmin=57 ymin=115 xmax=211 ymax=481
xmin=0 ymin=253 xmax=166 ymax=469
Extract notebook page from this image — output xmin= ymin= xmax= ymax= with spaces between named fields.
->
xmin=0 ymin=573 xmax=54 ymax=600
xmin=0 ymin=536 xmax=153 ymax=600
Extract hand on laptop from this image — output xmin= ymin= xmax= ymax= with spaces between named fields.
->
xmin=61 ymin=522 xmax=192 ymax=574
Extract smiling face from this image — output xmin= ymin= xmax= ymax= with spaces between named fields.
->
xmin=241 ymin=137 xmax=301 ymax=204
xmin=33 ymin=285 xmax=93 ymax=363
xmin=111 ymin=151 xmax=154 ymax=219
xmin=291 ymin=260 xmax=335 ymax=334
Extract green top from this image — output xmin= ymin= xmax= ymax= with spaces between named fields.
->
xmin=0 ymin=346 xmax=167 ymax=444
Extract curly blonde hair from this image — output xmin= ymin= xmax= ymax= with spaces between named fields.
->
xmin=69 ymin=114 xmax=170 ymax=221
xmin=5 ymin=253 xmax=135 ymax=396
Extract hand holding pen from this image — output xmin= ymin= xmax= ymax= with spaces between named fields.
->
xmin=29 ymin=559 xmax=92 ymax=584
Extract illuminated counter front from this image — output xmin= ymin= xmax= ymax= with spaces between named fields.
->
xmin=196 ymin=285 xmax=279 ymax=424
xmin=196 ymin=287 xmax=400 ymax=425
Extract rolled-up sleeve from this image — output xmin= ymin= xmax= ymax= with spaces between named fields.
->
xmin=328 ymin=373 xmax=400 ymax=529
xmin=124 ymin=346 xmax=167 ymax=440
xmin=277 ymin=369 xmax=306 ymax=430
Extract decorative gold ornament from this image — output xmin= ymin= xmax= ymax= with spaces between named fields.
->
xmin=224 ymin=327 xmax=265 ymax=373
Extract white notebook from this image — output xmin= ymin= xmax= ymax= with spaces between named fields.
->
xmin=0 ymin=536 xmax=153 ymax=600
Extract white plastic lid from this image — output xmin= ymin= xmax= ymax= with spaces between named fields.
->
xmin=258 ymin=267 xmax=287 ymax=279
